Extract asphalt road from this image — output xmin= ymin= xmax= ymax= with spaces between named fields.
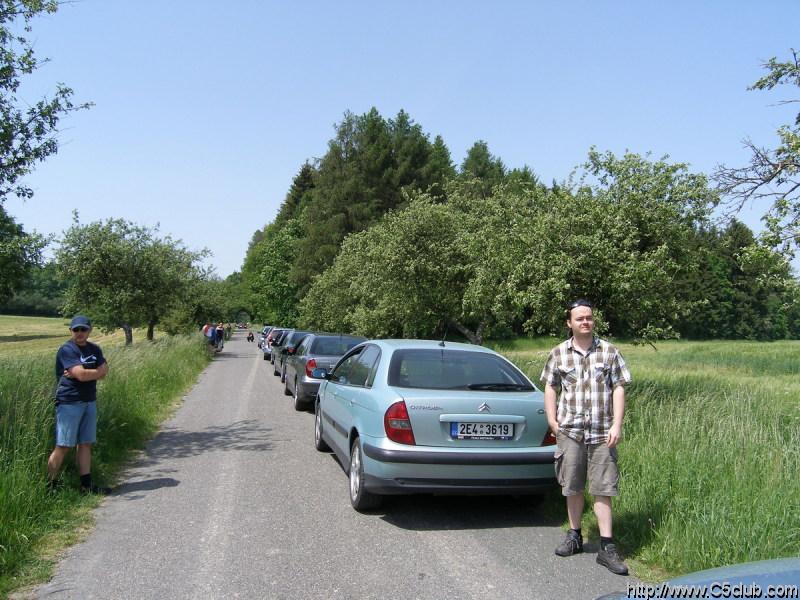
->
xmin=34 ymin=333 xmax=634 ymax=600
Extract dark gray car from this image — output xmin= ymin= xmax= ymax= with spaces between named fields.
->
xmin=284 ymin=333 xmax=367 ymax=411
xmin=273 ymin=330 xmax=312 ymax=380
xmin=266 ymin=328 xmax=289 ymax=364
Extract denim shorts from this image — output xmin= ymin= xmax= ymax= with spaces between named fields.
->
xmin=55 ymin=401 xmax=97 ymax=447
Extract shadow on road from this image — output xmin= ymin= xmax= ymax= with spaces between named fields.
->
xmin=138 ymin=419 xmax=276 ymax=465
xmin=208 ymin=352 xmax=251 ymax=360
xmin=115 ymin=477 xmax=181 ymax=500
xmin=379 ymin=494 xmax=561 ymax=531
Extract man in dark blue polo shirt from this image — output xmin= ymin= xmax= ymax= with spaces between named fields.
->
xmin=47 ymin=315 xmax=111 ymax=494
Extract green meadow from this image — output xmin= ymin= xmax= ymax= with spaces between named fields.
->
xmin=0 ymin=315 xmax=164 ymax=358
xmin=0 ymin=316 xmax=209 ymax=595
xmin=495 ymin=338 xmax=800 ymax=579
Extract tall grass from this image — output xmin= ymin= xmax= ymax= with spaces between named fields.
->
xmin=502 ymin=339 xmax=800 ymax=578
xmin=0 ymin=334 xmax=210 ymax=594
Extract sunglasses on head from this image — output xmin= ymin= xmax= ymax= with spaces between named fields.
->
xmin=566 ymin=299 xmax=593 ymax=315
xmin=568 ymin=299 xmax=592 ymax=310
xmin=72 ymin=326 xmax=89 ymax=332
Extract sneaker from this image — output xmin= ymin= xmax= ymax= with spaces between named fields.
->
xmin=80 ymin=484 xmax=113 ymax=496
xmin=555 ymin=530 xmax=583 ymax=556
xmin=596 ymin=543 xmax=628 ymax=575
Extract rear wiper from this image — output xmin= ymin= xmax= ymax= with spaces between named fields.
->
xmin=466 ymin=383 xmax=533 ymax=391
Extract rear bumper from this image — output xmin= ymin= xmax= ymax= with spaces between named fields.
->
xmin=363 ymin=443 xmax=555 ymax=466
xmin=297 ymin=378 xmax=321 ymax=400
xmin=363 ymin=473 xmax=556 ymax=495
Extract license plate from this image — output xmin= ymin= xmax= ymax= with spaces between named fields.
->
xmin=451 ymin=422 xmax=514 ymax=440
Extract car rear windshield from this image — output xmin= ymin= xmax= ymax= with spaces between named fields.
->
xmin=387 ymin=349 xmax=534 ymax=391
xmin=285 ymin=331 xmax=310 ymax=345
xmin=310 ymin=336 xmax=365 ymax=356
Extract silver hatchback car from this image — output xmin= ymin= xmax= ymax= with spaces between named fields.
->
xmin=313 ymin=339 xmax=557 ymax=511
xmin=284 ymin=333 xmax=367 ymax=411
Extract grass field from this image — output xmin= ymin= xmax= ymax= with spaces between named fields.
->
xmin=0 ymin=315 xmax=157 ymax=357
xmin=492 ymin=337 xmax=800 ymax=579
xmin=0 ymin=316 xmax=209 ymax=595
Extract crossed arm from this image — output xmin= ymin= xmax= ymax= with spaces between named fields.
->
xmin=64 ymin=362 xmax=109 ymax=382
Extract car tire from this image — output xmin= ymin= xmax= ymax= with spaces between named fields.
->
xmin=273 ymin=360 xmax=280 ymax=377
xmin=293 ymin=379 xmax=306 ymax=411
xmin=349 ymin=437 xmax=381 ymax=511
xmin=280 ymin=365 xmax=286 ymax=383
xmin=314 ymin=400 xmax=330 ymax=452
xmin=283 ymin=377 xmax=291 ymax=396
xmin=262 ymin=352 xmax=268 ymax=361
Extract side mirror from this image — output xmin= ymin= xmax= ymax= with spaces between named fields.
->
xmin=311 ymin=367 xmax=329 ymax=380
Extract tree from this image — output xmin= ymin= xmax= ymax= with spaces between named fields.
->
xmin=714 ymin=48 xmax=800 ymax=253
xmin=290 ymin=108 xmax=455 ymax=295
xmin=274 ymin=162 xmax=316 ymax=227
xmin=137 ymin=236 xmax=207 ymax=340
xmin=459 ymin=140 xmax=506 ymax=197
xmin=160 ymin=275 xmax=230 ymax=335
xmin=0 ymin=203 xmax=45 ymax=302
xmin=245 ymin=219 xmax=302 ymax=325
xmin=0 ymin=1 xmax=90 ymax=201
xmin=298 ymin=196 xmax=471 ymax=340
xmin=522 ymin=149 xmax=716 ymax=339
xmin=57 ymin=218 xmax=205 ymax=344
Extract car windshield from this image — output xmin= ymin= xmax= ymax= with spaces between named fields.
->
xmin=387 ymin=349 xmax=534 ymax=390
xmin=310 ymin=336 xmax=365 ymax=356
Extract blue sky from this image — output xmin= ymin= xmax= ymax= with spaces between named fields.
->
xmin=5 ymin=1 xmax=799 ymax=276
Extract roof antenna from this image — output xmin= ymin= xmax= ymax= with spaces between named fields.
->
xmin=439 ymin=321 xmax=448 ymax=347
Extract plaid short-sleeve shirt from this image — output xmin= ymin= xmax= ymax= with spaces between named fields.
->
xmin=540 ymin=337 xmax=631 ymax=445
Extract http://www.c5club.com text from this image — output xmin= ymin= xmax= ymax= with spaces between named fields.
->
xmin=625 ymin=581 xmax=799 ymax=599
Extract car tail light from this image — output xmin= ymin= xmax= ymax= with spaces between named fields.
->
xmin=384 ymin=401 xmax=416 ymax=445
xmin=542 ymin=430 xmax=557 ymax=446
xmin=305 ymin=358 xmax=317 ymax=378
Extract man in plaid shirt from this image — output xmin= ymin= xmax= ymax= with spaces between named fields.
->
xmin=541 ymin=299 xmax=632 ymax=575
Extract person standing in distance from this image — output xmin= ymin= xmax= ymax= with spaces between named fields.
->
xmin=541 ymin=299 xmax=631 ymax=575
xmin=47 ymin=315 xmax=111 ymax=494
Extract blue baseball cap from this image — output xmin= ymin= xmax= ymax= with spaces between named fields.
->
xmin=69 ymin=315 xmax=92 ymax=330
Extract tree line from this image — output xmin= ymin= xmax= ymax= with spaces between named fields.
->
xmin=241 ymin=105 xmax=800 ymax=342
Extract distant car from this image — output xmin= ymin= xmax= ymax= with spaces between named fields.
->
xmin=312 ymin=339 xmax=557 ymax=511
xmin=257 ymin=325 xmax=272 ymax=349
xmin=262 ymin=327 xmax=285 ymax=361
xmin=273 ymin=329 xmax=312 ymax=380
xmin=594 ymin=557 xmax=800 ymax=600
xmin=284 ymin=333 xmax=368 ymax=410
xmin=269 ymin=329 xmax=290 ymax=364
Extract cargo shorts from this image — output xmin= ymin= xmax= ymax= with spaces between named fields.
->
xmin=554 ymin=431 xmax=619 ymax=497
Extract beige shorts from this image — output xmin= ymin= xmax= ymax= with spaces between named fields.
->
xmin=554 ymin=431 xmax=619 ymax=497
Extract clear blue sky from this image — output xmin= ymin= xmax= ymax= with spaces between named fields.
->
xmin=5 ymin=0 xmax=799 ymax=276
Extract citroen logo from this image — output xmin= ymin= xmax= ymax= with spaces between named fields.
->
xmin=478 ymin=403 xmax=491 ymax=413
